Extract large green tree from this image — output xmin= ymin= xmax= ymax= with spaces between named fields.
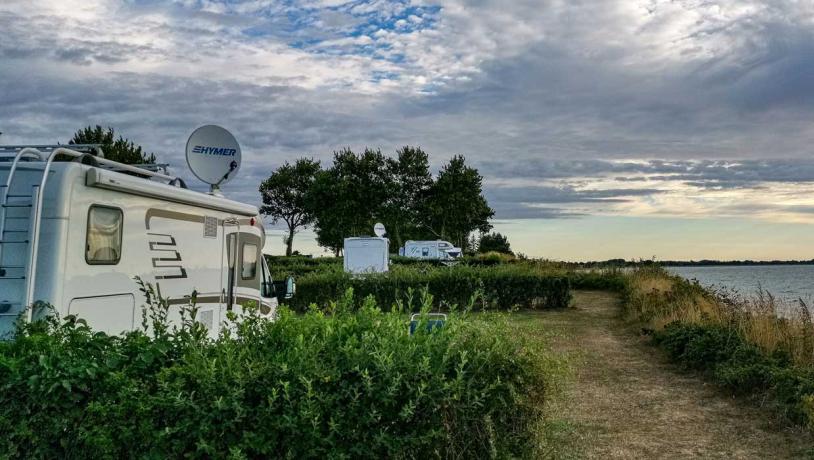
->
xmin=381 ymin=146 xmax=434 ymax=250
xmin=425 ymin=155 xmax=494 ymax=250
xmin=306 ymin=148 xmax=391 ymax=255
xmin=477 ymin=232 xmax=513 ymax=255
xmin=70 ymin=125 xmax=156 ymax=164
xmin=259 ymin=158 xmax=321 ymax=256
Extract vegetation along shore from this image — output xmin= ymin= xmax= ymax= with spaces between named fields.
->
xmin=2 ymin=255 xmax=813 ymax=457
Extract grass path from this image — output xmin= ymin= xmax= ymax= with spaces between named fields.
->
xmin=514 ymin=290 xmax=814 ymax=459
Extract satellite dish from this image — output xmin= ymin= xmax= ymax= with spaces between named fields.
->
xmin=185 ymin=125 xmax=242 ymax=190
xmin=374 ymin=222 xmax=386 ymax=237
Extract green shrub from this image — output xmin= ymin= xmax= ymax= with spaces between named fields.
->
xmin=567 ymin=269 xmax=627 ymax=292
xmin=288 ymin=264 xmax=571 ymax=312
xmin=653 ymin=322 xmax=814 ymax=426
xmin=389 ymin=255 xmax=447 ymax=267
xmin=0 ymin=290 xmax=548 ymax=458
xmin=461 ymin=252 xmax=516 ymax=266
xmin=265 ymin=255 xmax=342 ymax=279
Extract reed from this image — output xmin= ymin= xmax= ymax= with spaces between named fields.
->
xmin=624 ymin=266 xmax=814 ymax=426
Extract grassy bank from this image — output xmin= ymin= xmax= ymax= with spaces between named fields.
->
xmin=0 ymin=290 xmax=552 ymax=458
xmin=623 ymin=266 xmax=814 ymax=426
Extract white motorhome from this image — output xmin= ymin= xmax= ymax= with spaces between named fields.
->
xmin=0 ymin=143 xmax=291 ymax=338
xmin=400 ymin=240 xmax=462 ymax=261
xmin=343 ymin=237 xmax=389 ymax=274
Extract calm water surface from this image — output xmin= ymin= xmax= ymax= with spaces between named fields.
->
xmin=666 ymin=265 xmax=814 ymax=306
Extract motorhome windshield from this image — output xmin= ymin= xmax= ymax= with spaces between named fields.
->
xmin=260 ymin=257 xmax=274 ymax=298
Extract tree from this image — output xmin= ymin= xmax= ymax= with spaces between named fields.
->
xmin=381 ymin=146 xmax=434 ymax=250
xmin=306 ymin=148 xmax=391 ymax=255
xmin=259 ymin=158 xmax=321 ymax=256
xmin=425 ymin=155 xmax=494 ymax=250
xmin=477 ymin=232 xmax=513 ymax=255
xmin=70 ymin=125 xmax=156 ymax=164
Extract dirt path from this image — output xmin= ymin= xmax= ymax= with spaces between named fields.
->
xmin=518 ymin=291 xmax=814 ymax=459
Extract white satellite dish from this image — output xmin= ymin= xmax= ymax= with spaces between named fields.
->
xmin=374 ymin=222 xmax=386 ymax=238
xmin=185 ymin=125 xmax=242 ymax=192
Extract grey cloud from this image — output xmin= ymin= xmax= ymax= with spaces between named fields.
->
xmin=483 ymin=159 xmax=814 ymax=189
xmin=486 ymin=186 xmax=664 ymax=204
xmin=719 ymin=202 xmax=814 ymax=216
xmin=2 ymin=0 xmax=814 ymax=224
xmin=485 ymin=185 xmax=665 ymax=219
xmin=492 ymin=204 xmax=587 ymax=220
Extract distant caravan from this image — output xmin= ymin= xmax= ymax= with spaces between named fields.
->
xmin=0 ymin=127 xmax=293 ymax=338
xmin=343 ymin=223 xmax=390 ymax=275
xmin=399 ymin=240 xmax=462 ymax=261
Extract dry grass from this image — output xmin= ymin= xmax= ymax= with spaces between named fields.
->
xmin=517 ymin=291 xmax=814 ymax=459
xmin=626 ymin=267 xmax=814 ymax=367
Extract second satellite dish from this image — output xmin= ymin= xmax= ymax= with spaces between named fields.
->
xmin=186 ymin=125 xmax=242 ymax=190
xmin=374 ymin=222 xmax=386 ymax=238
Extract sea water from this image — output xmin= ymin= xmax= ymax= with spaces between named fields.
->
xmin=666 ymin=265 xmax=814 ymax=308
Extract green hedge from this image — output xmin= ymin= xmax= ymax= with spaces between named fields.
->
xmin=567 ymin=269 xmax=627 ymax=292
xmin=0 ymin=293 xmax=547 ymax=458
xmin=288 ymin=264 xmax=572 ymax=312
xmin=266 ymin=256 xmax=342 ymax=279
xmin=653 ymin=322 xmax=814 ymax=425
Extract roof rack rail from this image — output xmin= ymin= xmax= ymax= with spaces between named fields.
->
xmin=0 ymin=144 xmax=104 ymax=156
xmin=0 ymin=145 xmax=185 ymax=187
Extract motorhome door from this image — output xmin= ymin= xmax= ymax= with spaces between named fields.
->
xmin=222 ymin=220 xmax=240 ymax=311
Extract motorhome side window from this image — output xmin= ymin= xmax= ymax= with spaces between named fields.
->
xmin=86 ymin=206 xmax=123 ymax=265
xmin=241 ymin=243 xmax=257 ymax=279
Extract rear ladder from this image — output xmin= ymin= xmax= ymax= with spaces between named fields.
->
xmin=0 ymin=145 xmax=182 ymax=337
xmin=0 ymin=148 xmax=47 ymax=336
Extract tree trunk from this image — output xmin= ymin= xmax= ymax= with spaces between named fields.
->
xmin=394 ymin=226 xmax=402 ymax=253
xmin=286 ymin=226 xmax=295 ymax=256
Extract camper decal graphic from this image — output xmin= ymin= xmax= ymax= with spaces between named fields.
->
xmin=147 ymin=233 xmax=188 ymax=279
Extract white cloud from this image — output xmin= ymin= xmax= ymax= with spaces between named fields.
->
xmin=2 ymin=0 xmax=814 ymax=238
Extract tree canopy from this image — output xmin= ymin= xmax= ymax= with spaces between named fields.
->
xmin=306 ymin=148 xmax=392 ymax=255
xmin=260 ymin=146 xmax=495 ymax=255
xmin=259 ymin=158 xmax=321 ymax=256
xmin=381 ymin=146 xmax=434 ymax=249
xmin=70 ymin=125 xmax=156 ymax=164
xmin=477 ymin=232 xmax=513 ymax=255
xmin=426 ymin=155 xmax=494 ymax=249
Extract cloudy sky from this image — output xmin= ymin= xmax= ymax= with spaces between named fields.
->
xmin=2 ymin=0 xmax=814 ymax=260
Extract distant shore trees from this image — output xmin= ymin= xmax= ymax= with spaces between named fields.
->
xmin=259 ymin=146 xmax=494 ymax=255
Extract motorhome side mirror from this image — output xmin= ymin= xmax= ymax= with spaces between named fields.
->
xmin=285 ymin=276 xmax=296 ymax=299
xmin=261 ymin=281 xmax=274 ymax=298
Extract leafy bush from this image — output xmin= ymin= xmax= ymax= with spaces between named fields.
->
xmin=289 ymin=264 xmax=572 ymax=312
xmin=653 ymin=322 xmax=814 ymax=426
xmin=265 ymin=255 xmax=342 ymax=279
xmin=0 ymin=290 xmax=548 ymax=458
xmin=567 ymin=269 xmax=627 ymax=292
xmin=461 ymin=252 xmax=516 ymax=266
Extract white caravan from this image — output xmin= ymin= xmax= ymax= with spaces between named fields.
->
xmin=400 ymin=240 xmax=462 ymax=261
xmin=343 ymin=237 xmax=389 ymax=274
xmin=0 ymin=142 xmax=291 ymax=338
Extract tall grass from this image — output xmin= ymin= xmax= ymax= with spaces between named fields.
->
xmin=625 ymin=266 xmax=814 ymax=366
xmin=624 ymin=266 xmax=814 ymax=425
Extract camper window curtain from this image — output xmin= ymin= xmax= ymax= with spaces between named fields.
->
xmin=86 ymin=206 xmax=123 ymax=264
xmin=242 ymin=243 xmax=257 ymax=279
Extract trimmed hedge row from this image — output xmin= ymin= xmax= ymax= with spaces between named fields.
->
xmin=0 ymin=294 xmax=547 ymax=458
xmin=653 ymin=322 xmax=814 ymax=425
xmin=567 ymin=269 xmax=627 ymax=292
xmin=287 ymin=264 xmax=572 ymax=312
xmin=266 ymin=256 xmax=342 ymax=279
